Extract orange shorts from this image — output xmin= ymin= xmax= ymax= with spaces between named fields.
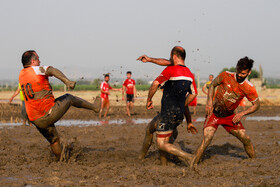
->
xmin=204 ymin=113 xmax=245 ymax=133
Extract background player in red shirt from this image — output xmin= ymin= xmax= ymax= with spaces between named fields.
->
xmin=19 ymin=50 xmax=101 ymax=161
xmin=99 ymin=74 xmax=121 ymax=118
xmin=190 ymin=57 xmax=260 ymax=169
xmin=122 ymin=71 xmax=136 ymax=116
xmin=137 ymin=46 xmax=198 ymax=165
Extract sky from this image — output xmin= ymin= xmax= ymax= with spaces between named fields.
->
xmin=0 ymin=0 xmax=280 ymax=82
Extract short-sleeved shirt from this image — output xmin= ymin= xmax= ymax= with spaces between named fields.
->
xmin=156 ymin=65 xmax=195 ymax=125
xmin=100 ymin=81 xmax=112 ymax=100
xmin=19 ymin=66 xmax=55 ymax=121
xmin=213 ymin=71 xmax=258 ymax=117
xmin=123 ymin=79 xmax=135 ymax=95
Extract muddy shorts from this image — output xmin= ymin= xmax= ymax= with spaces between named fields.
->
xmin=126 ymin=94 xmax=134 ymax=102
xmin=204 ymin=113 xmax=245 ymax=133
xmin=32 ymin=94 xmax=75 ymax=144
xmin=155 ymin=115 xmax=182 ymax=138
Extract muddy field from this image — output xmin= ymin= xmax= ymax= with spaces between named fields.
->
xmin=0 ymin=102 xmax=280 ymax=186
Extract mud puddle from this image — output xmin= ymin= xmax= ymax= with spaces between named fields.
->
xmin=1 ymin=116 xmax=280 ymax=127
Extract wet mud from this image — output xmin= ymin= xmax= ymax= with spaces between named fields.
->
xmin=0 ymin=103 xmax=280 ymax=186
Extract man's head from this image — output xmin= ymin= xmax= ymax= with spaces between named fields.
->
xmin=170 ymin=46 xmax=186 ymax=65
xmin=126 ymin=71 xmax=132 ymax=79
xmin=21 ymin=50 xmax=40 ymax=67
xmin=104 ymin=74 xmax=110 ymax=82
xmin=209 ymin=74 xmax=214 ymax=81
xmin=236 ymin=56 xmax=254 ymax=83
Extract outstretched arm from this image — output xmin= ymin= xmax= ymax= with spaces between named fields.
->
xmin=46 ymin=67 xmax=76 ymax=89
xmin=232 ymin=99 xmax=260 ymax=123
xmin=9 ymin=86 xmax=20 ymax=103
xmin=137 ymin=55 xmax=172 ymax=66
xmin=146 ymin=80 xmax=160 ymax=109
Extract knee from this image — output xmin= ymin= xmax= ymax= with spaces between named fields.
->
xmin=241 ymin=136 xmax=252 ymax=145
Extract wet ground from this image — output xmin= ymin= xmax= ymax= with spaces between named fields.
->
xmin=0 ymin=103 xmax=280 ymax=186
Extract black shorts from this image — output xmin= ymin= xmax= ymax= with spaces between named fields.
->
xmin=126 ymin=94 xmax=134 ymax=102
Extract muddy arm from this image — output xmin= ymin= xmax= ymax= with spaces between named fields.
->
xmin=137 ymin=55 xmax=172 ymax=66
xmin=46 ymin=67 xmax=76 ymax=89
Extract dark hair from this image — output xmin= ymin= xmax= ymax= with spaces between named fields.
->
xmin=127 ymin=71 xmax=132 ymax=74
xmin=104 ymin=74 xmax=110 ymax=78
xmin=236 ymin=56 xmax=254 ymax=71
xmin=171 ymin=46 xmax=186 ymax=60
xmin=21 ymin=50 xmax=36 ymax=66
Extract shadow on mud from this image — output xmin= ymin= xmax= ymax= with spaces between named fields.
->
xmin=202 ymin=143 xmax=246 ymax=161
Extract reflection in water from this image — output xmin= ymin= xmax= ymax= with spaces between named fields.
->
xmin=1 ymin=116 xmax=280 ymax=127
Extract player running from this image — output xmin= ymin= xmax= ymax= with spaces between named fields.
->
xmin=137 ymin=46 xmax=198 ymax=166
xmin=19 ymin=50 xmax=101 ymax=160
xmin=122 ymin=71 xmax=136 ymax=116
xmin=99 ymin=74 xmax=121 ymax=118
xmin=190 ymin=57 xmax=260 ymax=169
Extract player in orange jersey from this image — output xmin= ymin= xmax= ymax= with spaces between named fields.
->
xmin=19 ymin=50 xmax=101 ymax=160
xmin=190 ymin=57 xmax=260 ymax=169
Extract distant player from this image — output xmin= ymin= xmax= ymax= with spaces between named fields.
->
xmin=9 ymin=83 xmax=31 ymax=126
xmin=100 ymin=74 xmax=121 ymax=118
xmin=19 ymin=50 xmax=101 ymax=160
xmin=190 ymin=57 xmax=260 ymax=169
xmin=122 ymin=71 xmax=136 ymax=116
xmin=137 ymin=46 xmax=197 ymax=165
xmin=202 ymin=74 xmax=214 ymax=95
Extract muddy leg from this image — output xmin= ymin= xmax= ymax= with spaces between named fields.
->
xmin=66 ymin=94 xmax=101 ymax=113
xmin=230 ymin=129 xmax=255 ymax=158
xmin=138 ymin=115 xmax=159 ymax=160
xmin=156 ymin=135 xmax=193 ymax=166
xmin=126 ymin=102 xmax=131 ymax=116
xmin=50 ymin=140 xmax=62 ymax=160
xmin=99 ymin=99 xmax=105 ymax=118
xmin=169 ymin=129 xmax=178 ymax=144
xmin=104 ymin=101 xmax=110 ymax=118
xmin=159 ymin=150 xmax=168 ymax=165
xmin=190 ymin=126 xmax=216 ymax=169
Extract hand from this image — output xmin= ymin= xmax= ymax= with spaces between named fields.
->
xmin=9 ymin=98 xmax=13 ymax=103
xmin=66 ymin=80 xmax=76 ymax=90
xmin=232 ymin=112 xmax=245 ymax=124
xmin=146 ymin=100 xmax=154 ymax=110
xmin=205 ymin=103 xmax=213 ymax=116
xmin=137 ymin=55 xmax=150 ymax=63
xmin=187 ymin=123 xmax=198 ymax=134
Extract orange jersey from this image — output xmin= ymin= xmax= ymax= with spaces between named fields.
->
xmin=213 ymin=71 xmax=258 ymax=117
xmin=19 ymin=66 xmax=55 ymax=121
